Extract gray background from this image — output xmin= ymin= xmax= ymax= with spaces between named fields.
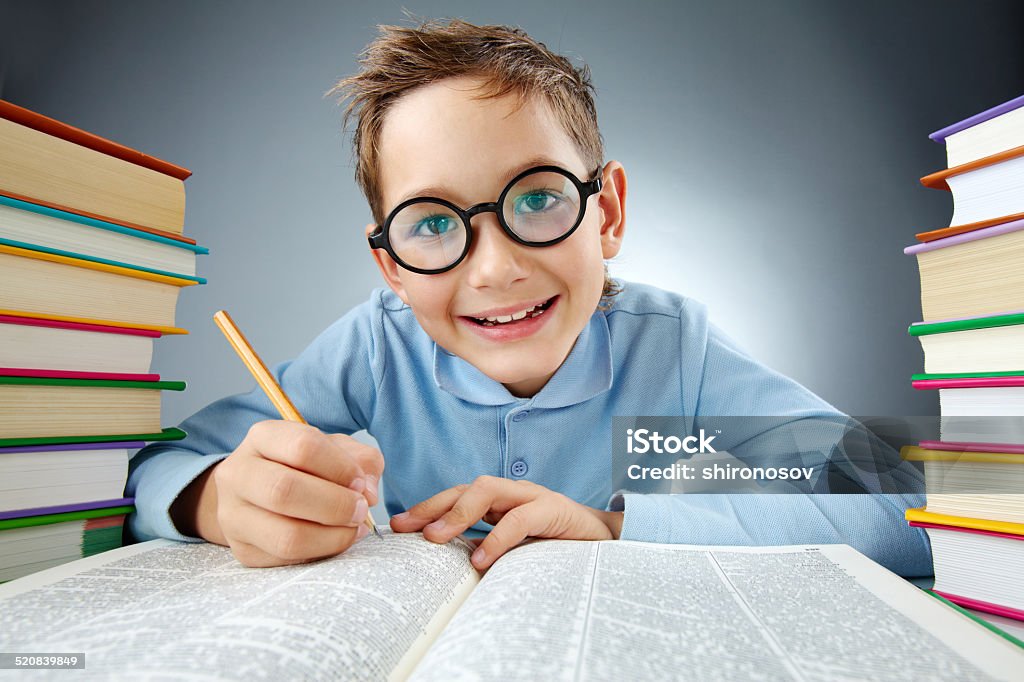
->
xmin=1 ymin=0 xmax=1022 ymax=424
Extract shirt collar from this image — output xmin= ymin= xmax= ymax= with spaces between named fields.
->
xmin=433 ymin=310 xmax=613 ymax=408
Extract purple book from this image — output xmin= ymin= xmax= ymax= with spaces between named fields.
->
xmin=930 ymin=94 xmax=1024 ymax=143
xmin=0 ymin=441 xmax=145 ymax=454
xmin=904 ymin=216 xmax=1024 ymax=256
xmin=0 ymin=498 xmax=134 ymax=521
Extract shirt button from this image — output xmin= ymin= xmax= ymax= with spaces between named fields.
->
xmin=510 ymin=459 xmax=528 ymax=477
xmin=512 ymin=411 xmax=529 ymax=422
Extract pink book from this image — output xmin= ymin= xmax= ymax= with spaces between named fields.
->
xmin=919 ymin=440 xmax=1024 ymax=455
xmin=0 ymin=314 xmax=161 ymax=338
xmin=933 ymin=592 xmax=1024 ymax=622
xmin=0 ymin=367 xmax=159 ymax=382
xmin=913 ymin=376 xmax=1024 ymax=390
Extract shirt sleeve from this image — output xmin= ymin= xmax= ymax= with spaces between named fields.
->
xmin=125 ymin=295 xmax=385 ymax=543
xmin=609 ymin=309 xmax=933 ymax=577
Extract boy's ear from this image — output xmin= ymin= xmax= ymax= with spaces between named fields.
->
xmin=597 ymin=161 xmax=627 ymax=259
xmin=366 ymin=222 xmax=411 ymax=305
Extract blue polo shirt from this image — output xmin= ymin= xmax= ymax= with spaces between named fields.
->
xmin=126 ymin=281 xmax=931 ymax=575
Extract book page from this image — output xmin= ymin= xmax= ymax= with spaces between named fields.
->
xmin=0 ymin=531 xmax=479 ymax=680
xmin=409 ymin=541 xmax=1022 ymax=681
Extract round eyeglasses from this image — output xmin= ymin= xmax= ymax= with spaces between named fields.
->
xmin=368 ymin=165 xmax=603 ymax=274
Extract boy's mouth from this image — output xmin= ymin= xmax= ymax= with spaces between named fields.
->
xmin=464 ymin=296 xmax=557 ymax=327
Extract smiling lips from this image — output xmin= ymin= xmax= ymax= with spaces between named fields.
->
xmin=469 ymin=297 xmax=555 ymax=326
xmin=462 ymin=296 xmax=558 ymax=333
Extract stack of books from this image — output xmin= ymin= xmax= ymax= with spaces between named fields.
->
xmin=0 ymin=100 xmax=204 ymax=581
xmin=904 ymin=94 xmax=1024 ymax=625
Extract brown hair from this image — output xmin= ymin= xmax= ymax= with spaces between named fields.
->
xmin=329 ymin=17 xmax=620 ymax=306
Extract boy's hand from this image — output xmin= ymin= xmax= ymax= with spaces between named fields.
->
xmin=389 ymin=477 xmax=623 ymax=570
xmin=170 ymin=420 xmax=384 ymax=568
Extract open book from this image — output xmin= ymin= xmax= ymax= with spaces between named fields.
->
xmin=0 ymin=531 xmax=1021 ymax=680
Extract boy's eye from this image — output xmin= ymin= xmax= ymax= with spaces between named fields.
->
xmin=513 ymin=191 xmax=561 ymax=214
xmin=412 ymin=215 xmax=459 ymax=237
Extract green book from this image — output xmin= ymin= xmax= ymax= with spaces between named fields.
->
xmin=0 ymin=376 xmax=185 ymax=390
xmin=0 ymin=505 xmax=135 ymax=531
xmin=0 ymin=427 xmax=186 ymax=449
xmin=912 ymin=371 xmax=1024 ymax=381
xmin=909 ymin=312 xmax=1024 ymax=337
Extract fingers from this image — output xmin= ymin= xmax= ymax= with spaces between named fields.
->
xmin=390 ymin=476 xmax=538 ymax=543
xmin=471 ymin=501 xmax=547 ymax=570
xmin=244 ymin=421 xmax=365 ymax=489
xmin=223 ymin=455 xmax=369 ymax=527
xmin=389 ymin=485 xmax=469 ymax=533
xmin=389 ymin=478 xmax=617 ymax=572
xmin=221 ymin=500 xmax=370 ymax=567
xmin=244 ymin=421 xmax=387 ymax=506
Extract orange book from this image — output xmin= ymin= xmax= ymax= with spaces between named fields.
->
xmin=0 ymin=100 xmax=191 ymax=239
xmin=915 ymin=211 xmax=1024 ymax=242
xmin=920 ymin=144 xmax=1024 ymax=191
xmin=0 ymin=100 xmax=190 ymax=180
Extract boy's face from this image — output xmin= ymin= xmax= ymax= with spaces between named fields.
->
xmin=369 ymin=76 xmax=625 ymax=397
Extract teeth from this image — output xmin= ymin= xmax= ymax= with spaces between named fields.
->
xmin=474 ymin=301 xmax=548 ymax=326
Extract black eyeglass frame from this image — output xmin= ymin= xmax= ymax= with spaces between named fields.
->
xmin=367 ymin=165 xmax=603 ymax=275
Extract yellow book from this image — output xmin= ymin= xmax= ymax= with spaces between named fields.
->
xmin=905 ymin=506 xmax=1024 ymax=536
xmin=0 ymin=244 xmax=195 ymax=331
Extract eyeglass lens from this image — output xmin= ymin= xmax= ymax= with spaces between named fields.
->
xmin=387 ymin=169 xmax=583 ymax=272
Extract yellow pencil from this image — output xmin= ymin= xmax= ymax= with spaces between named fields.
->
xmin=213 ymin=310 xmax=381 ymax=539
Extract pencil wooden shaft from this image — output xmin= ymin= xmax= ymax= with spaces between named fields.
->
xmin=213 ymin=311 xmax=305 ymax=423
xmin=213 ymin=310 xmax=378 ymax=537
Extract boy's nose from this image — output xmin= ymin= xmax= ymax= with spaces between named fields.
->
xmin=464 ymin=212 xmax=530 ymax=290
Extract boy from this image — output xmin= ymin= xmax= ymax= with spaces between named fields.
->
xmin=127 ymin=19 xmax=930 ymax=575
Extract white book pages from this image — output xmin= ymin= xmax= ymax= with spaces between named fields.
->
xmin=0 ymin=533 xmax=479 ymax=681
xmin=408 ymin=541 xmax=1021 ymax=681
